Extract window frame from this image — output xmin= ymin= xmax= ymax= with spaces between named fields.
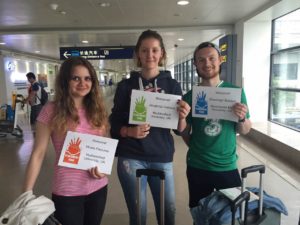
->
xmin=269 ymin=9 xmax=300 ymax=132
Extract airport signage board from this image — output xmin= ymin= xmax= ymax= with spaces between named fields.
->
xmin=59 ymin=46 xmax=134 ymax=60
xmin=219 ymin=35 xmax=237 ymax=84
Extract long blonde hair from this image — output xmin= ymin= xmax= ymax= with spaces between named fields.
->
xmin=51 ymin=57 xmax=108 ymax=134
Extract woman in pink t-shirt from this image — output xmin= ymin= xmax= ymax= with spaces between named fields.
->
xmin=23 ymin=57 xmax=109 ymax=225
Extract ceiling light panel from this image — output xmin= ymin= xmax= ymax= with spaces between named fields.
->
xmin=177 ymin=1 xmax=189 ymax=6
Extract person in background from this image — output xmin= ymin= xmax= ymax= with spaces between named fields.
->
xmin=108 ymin=78 xmax=113 ymax=93
xmin=181 ymin=42 xmax=252 ymax=209
xmin=110 ymin=29 xmax=190 ymax=225
xmin=23 ymin=57 xmax=109 ymax=225
xmin=108 ymin=78 xmax=113 ymax=86
xmin=25 ymin=72 xmax=42 ymax=127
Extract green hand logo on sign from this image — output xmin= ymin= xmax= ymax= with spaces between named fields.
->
xmin=133 ymin=96 xmax=147 ymax=122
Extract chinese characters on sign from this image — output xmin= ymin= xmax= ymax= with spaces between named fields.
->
xmin=59 ymin=46 xmax=134 ymax=60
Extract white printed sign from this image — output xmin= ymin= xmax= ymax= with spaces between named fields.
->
xmin=58 ymin=131 xmax=118 ymax=174
xmin=192 ymin=86 xmax=241 ymax=122
xmin=129 ymin=90 xmax=181 ymax=129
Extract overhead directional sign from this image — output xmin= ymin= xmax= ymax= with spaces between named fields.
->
xmin=59 ymin=46 xmax=135 ymax=60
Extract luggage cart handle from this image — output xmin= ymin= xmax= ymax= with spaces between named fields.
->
xmin=136 ymin=169 xmax=165 ymax=180
xmin=241 ymin=165 xmax=265 ymax=178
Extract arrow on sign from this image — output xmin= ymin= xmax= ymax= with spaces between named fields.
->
xmin=64 ymin=51 xmax=71 ymax=58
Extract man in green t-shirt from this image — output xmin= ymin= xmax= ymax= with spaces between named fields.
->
xmin=181 ymin=42 xmax=252 ymax=208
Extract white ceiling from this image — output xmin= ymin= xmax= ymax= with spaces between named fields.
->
xmin=0 ymin=0 xmax=279 ymax=73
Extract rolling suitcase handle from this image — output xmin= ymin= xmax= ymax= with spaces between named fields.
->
xmin=136 ymin=169 xmax=166 ymax=180
xmin=230 ymin=191 xmax=250 ymax=225
xmin=241 ymin=165 xmax=265 ymax=220
xmin=136 ymin=169 xmax=165 ymax=225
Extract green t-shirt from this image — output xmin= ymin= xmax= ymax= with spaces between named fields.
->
xmin=183 ymin=81 xmax=250 ymax=171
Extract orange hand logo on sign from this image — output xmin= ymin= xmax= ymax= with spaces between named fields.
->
xmin=63 ymin=137 xmax=82 ymax=164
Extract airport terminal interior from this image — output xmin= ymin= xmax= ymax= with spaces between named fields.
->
xmin=0 ymin=0 xmax=300 ymax=224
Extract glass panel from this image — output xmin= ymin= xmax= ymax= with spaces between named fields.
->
xmin=187 ymin=60 xmax=191 ymax=67
xmin=273 ymin=9 xmax=300 ymax=51
xmin=178 ymin=64 xmax=182 ymax=83
xmin=188 ymin=71 xmax=192 ymax=91
xmin=193 ymin=67 xmax=198 ymax=85
xmin=182 ymin=62 xmax=186 ymax=91
xmin=270 ymin=90 xmax=300 ymax=131
xmin=174 ymin=65 xmax=178 ymax=80
xmin=271 ymin=49 xmax=300 ymax=89
xmin=185 ymin=61 xmax=189 ymax=91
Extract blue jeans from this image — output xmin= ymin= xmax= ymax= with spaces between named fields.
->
xmin=117 ymin=157 xmax=176 ymax=225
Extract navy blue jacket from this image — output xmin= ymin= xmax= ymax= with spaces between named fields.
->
xmin=109 ymin=70 xmax=182 ymax=162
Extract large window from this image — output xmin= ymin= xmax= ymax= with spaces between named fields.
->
xmin=270 ymin=9 xmax=300 ymax=131
xmin=174 ymin=59 xmax=198 ymax=93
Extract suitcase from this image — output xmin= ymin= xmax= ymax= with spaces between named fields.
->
xmin=136 ymin=169 xmax=165 ymax=225
xmin=225 ymin=165 xmax=281 ymax=225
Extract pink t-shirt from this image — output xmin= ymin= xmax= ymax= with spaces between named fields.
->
xmin=37 ymin=102 xmax=108 ymax=196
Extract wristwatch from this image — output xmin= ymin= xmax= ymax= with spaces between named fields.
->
xmin=238 ymin=117 xmax=246 ymax=123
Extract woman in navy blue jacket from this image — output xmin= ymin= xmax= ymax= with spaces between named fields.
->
xmin=110 ymin=30 xmax=190 ymax=225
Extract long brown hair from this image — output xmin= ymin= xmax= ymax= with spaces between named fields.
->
xmin=134 ymin=29 xmax=167 ymax=67
xmin=52 ymin=57 xmax=108 ymax=133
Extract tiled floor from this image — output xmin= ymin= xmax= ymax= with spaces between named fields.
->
xmin=0 ymin=87 xmax=299 ymax=225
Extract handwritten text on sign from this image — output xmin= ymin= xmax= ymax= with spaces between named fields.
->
xmin=192 ymin=86 xmax=241 ymax=122
xmin=58 ymin=131 xmax=118 ymax=174
xmin=129 ymin=90 xmax=181 ymax=129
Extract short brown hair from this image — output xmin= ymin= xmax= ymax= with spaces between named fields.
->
xmin=193 ymin=42 xmax=221 ymax=62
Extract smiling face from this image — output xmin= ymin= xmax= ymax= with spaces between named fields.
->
xmin=194 ymin=46 xmax=222 ymax=81
xmin=137 ymin=38 xmax=164 ymax=70
xmin=69 ymin=65 xmax=92 ymax=99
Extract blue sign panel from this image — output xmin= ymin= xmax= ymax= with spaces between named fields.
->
xmin=59 ymin=46 xmax=134 ymax=60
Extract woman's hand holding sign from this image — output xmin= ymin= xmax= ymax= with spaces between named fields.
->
xmin=89 ymin=166 xmax=106 ymax=179
xmin=177 ymin=99 xmax=191 ymax=120
xmin=177 ymin=99 xmax=191 ymax=133
xmin=120 ymin=124 xmax=151 ymax=139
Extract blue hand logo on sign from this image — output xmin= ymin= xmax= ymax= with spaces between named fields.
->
xmin=195 ymin=91 xmax=208 ymax=115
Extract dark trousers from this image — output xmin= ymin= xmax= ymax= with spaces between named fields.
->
xmin=30 ymin=104 xmax=42 ymax=125
xmin=52 ymin=185 xmax=108 ymax=225
xmin=187 ymin=166 xmax=241 ymax=208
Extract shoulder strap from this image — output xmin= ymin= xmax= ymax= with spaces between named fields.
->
xmin=35 ymin=83 xmax=42 ymax=102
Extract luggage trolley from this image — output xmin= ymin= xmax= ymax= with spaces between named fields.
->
xmin=136 ymin=169 xmax=165 ymax=225
xmin=0 ymin=94 xmax=24 ymax=138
